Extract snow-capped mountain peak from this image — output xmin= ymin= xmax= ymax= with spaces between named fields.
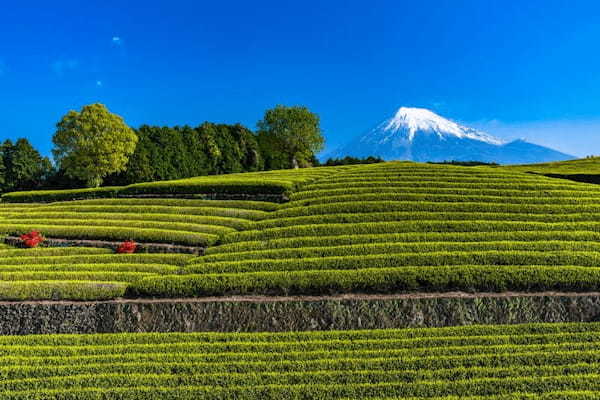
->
xmin=375 ymin=107 xmax=504 ymax=145
xmin=324 ymin=105 xmax=574 ymax=165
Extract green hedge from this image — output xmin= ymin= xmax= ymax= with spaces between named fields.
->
xmin=0 ymin=187 xmax=121 ymax=203
xmin=206 ymin=231 xmax=600 ymax=255
xmin=0 ymin=218 xmax=236 ymax=236
xmin=0 ymin=281 xmax=127 ymax=300
xmin=0 ymin=271 xmax=161 ymax=282
xmin=0 ymin=253 xmax=191 ymax=266
xmin=281 ymin=193 xmax=600 ymax=209
xmin=255 ymin=212 xmax=600 ymax=229
xmin=26 ymin=204 xmax=268 ymax=220
xmin=2 ymin=380 xmax=599 ymax=400
xmin=299 ymin=179 xmax=590 ymax=192
xmin=0 ymin=263 xmax=179 ymax=274
xmin=0 ymin=225 xmax=217 ymax=247
xmin=3 ymin=321 xmax=599 ymax=345
xmin=7 ymin=212 xmax=252 ymax=230
xmin=273 ymin=201 xmax=600 ymax=218
xmin=0 ymin=247 xmax=112 ymax=258
xmin=133 ymin=265 xmax=600 ymax=297
xmin=56 ymin=198 xmax=280 ymax=211
xmin=200 ymin=240 xmax=600 ymax=263
xmin=120 ymin=179 xmax=295 ymax=196
xmin=290 ymin=187 xmax=600 ymax=202
xmin=189 ymin=251 xmax=600 ymax=274
xmin=3 ymin=368 xmax=600 ymax=393
xmin=223 ymin=221 xmax=600 ymax=243
xmin=4 ymin=358 xmax=600 ymax=382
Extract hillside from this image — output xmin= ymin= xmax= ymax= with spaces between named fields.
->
xmin=135 ymin=161 xmax=600 ymax=297
xmin=2 ymin=161 xmax=600 ymax=398
xmin=3 ymin=161 xmax=600 ymax=300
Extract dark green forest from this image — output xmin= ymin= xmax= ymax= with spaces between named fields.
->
xmin=0 ymin=104 xmax=383 ymax=193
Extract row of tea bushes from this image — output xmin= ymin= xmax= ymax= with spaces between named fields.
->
xmin=0 ymin=323 xmax=598 ymax=398
xmin=0 ymin=247 xmax=191 ymax=300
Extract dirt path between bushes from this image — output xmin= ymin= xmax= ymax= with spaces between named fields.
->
xmin=2 ymin=291 xmax=600 ymax=306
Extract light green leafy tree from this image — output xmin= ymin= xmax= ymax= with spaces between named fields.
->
xmin=257 ymin=105 xmax=325 ymax=169
xmin=52 ymin=103 xmax=138 ymax=187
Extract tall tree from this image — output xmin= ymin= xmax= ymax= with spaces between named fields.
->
xmin=257 ymin=105 xmax=324 ymax=169
xmin=52 ymin=103 xmax=138 ymax=187
xmin=0 ymin=138 xmax=52 ymax=191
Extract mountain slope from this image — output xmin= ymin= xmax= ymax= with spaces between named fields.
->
xmin=326 ymin=107 xmax=574 ymax=164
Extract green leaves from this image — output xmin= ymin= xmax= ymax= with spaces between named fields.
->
xmin=52 ymin=103 xmax=138 ymax=187
xmin=257 ymin=105 xmax=325 ymax=169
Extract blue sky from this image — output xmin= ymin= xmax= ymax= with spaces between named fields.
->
xmin=1 ymin=0 xmax=600 ymax=157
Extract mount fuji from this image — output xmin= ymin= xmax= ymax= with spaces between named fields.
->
xmin=326 ymin=107 xmax=574 ymax=164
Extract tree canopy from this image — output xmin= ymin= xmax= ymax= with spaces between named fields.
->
xmin=257 ymin=105 xmax=324 ymax=169
xmin=0 ymin=139 xmax=52 ymax=192
xmin=52 ymin=103 xmax=138 ymax=187
xmin=109 ymin=122 xmax=262 ymax=185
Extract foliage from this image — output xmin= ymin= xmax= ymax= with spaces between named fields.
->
xmin=322 ymin=155 xmax=384 ymax=166
xmin=111 ymin=123 xmax=262 ymax=185
xmin=428 ymin=160 xmax=500 ymax=166
xmin=19 ymin=230 xmax=44 ymax=248
xmin=52 ymin=103 xmax=138 ymax=187
xmin=0 ymin=224 xmax=218 ymax=247
xmin=0 ymin=281 xmax=127 ymax=301
xmin=116 ymin=240 xmax=137 ymax=254
xmin=0 ymin=248 xmax=193 ymax=300
xmin=2 ymin=166 xmax=345 ymax=202
xmin=0 ymin=322 xmax=598 ymax=397
xmin=133 ymin=265 xmax=600 ymax=297
xmin=257 ymin=105 xmax=324 ymax=169
xmin=1 ymin=186 xmax=121 ymax=203
xmin=0 ymin=138 xmax=53 ymax=192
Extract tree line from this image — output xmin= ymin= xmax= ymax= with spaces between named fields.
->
xmin=0 ymin=103 xmax=379 ymax=192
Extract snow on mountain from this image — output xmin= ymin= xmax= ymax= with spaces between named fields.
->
xmin=325 ymin=107 xmax=574 ymax=165
xmin=373 ymin=107 xmax=504 ymax=145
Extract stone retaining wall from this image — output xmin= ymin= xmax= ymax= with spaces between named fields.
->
xmin=2 ymin=292 xmax=600 ymax=335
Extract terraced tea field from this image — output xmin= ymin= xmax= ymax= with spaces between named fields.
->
xmin=135 ymin=162 xmax=600 ymax=297
xmin=0 ymin=322 xmax=598 ymax=398
xmin=0 ymin=199 xmax=277 ymax=247
xmin=1 ymin=165 xmax=350 ymax=203
xmin=2 ymin=162 xmax=600 ymax=398
xmin=0 ymin=246 xmax=191 ymax=300
xmin=4 ymin=161 xmax=600 ymax=299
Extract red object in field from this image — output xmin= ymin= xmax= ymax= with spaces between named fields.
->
xmin=117 ymin=240 xmax=137 ymax=254
xmin=20 ymin=231 xmax=44 ymax=248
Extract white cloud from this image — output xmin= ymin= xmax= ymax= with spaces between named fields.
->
xmin=51 ymin=59 xmax=79 ymax=76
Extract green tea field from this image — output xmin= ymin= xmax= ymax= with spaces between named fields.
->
xmin=4 ymin=161 xmax=600 ymax=300
xmin=2 ymin=161 xmax=600 ymax=398
xmin=0 ymin=322 xmax=599 ymax=399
